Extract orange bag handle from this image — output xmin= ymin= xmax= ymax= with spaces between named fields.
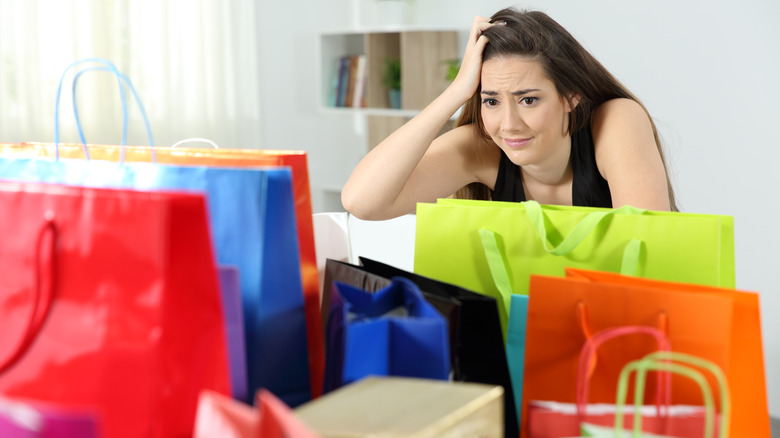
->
xmin=0 ymin=212 xmax=57 ymax=374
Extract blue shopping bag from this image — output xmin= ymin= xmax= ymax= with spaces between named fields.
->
xmin=323 ymin=277 xmax=450 ymax=392
xmin=218 ymin=266 xmax=248 ymax=403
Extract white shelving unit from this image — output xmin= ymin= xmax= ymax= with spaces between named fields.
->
xmin=317 ymin=27 xmax=464 ymax=148
xmin=316 ymin=27 xmax=466 ymax=212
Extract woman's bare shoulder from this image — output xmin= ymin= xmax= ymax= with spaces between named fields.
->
xmin=591 ymin=98 xmax=671 ymax=210
xmin=591 ymin=98 xmax=656 ymax=166
xmin=591 ymin=98 xmax=650 ymax=134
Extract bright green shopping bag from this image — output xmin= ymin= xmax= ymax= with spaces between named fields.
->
xmin=413 ymin=199 xmax=735 ymax=335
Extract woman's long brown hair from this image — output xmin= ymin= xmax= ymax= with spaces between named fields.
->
xmin=454 ymin=8 xmax=678 ymax=211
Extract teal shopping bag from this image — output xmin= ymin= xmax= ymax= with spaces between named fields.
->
xmin=506 ymin=294 xmax=529 ymax=427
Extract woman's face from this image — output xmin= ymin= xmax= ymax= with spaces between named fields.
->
xmin=480 ymin=56 xmax=575 ymax=170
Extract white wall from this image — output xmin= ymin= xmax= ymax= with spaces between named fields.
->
xmin=257 ymin=0 xmax=780 ymax=417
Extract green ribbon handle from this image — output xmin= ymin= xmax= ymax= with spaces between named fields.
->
xmin=478 ymin=203 xmax=651 ymax=340
xmin=478 ymin=228 xmax=513 ymax=342
xmin=524 ymin=201 xmax=646 ymax=276
xmin=620 ymin=239 xmax=644 ymax=276
xmin=615 ymin=351 xmax=730 ymax=438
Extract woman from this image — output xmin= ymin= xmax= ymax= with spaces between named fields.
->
xmin=341 ymin=8 xmax=676 ymax=220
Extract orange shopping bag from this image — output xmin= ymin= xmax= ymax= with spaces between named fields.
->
xmin=521 ymin=268 xmax=768 ymax=438
xmin=0 ymin=141 xmax=324 ymax=399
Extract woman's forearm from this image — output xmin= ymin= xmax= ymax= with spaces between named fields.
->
xmin=341 ymin=85 xmax=469 ymax=219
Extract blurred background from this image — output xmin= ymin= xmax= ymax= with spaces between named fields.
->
xmin=1 ymin=0 xmax=778 ymax=424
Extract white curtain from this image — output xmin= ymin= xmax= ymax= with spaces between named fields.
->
xmin=0 ymin=0 xmax=262 ymax=148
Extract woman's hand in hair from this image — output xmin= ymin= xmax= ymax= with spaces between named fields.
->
xmin=449 ymin=16 xmax=504 ymax=103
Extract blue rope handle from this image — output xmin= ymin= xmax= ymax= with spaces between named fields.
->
xmin=54 ymin=58 xmax=119 ymax=159
xmin=71 ymin=67 xmax=127 ymax=160
xmin=54 ymin=58 xmax=155 ymax=162
xmin=71 ymin=67 xmax=156 ymax=162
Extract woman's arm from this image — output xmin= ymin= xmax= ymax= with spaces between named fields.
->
xmin=592 ymin=98 xmax=672 ymax=211
xmin=341 ymin=16 xmax=501 ymax=220
xmin=341 ymin=89 xmax=473 ymax=220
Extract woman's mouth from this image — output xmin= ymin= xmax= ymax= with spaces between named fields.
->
xmin=504 ymin=137 xmax=532 ymax=149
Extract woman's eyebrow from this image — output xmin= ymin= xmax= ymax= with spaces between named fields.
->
xmin=481 ymin=88 xmax=541 ymax=96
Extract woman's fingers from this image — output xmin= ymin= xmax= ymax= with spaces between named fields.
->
xmin=467 ymin=16 xmax=492 ymax=46
xmin=467 ymin=16 xmax=505 ymax=47
xmin=450 ymin=15 xmax=507 ymax=101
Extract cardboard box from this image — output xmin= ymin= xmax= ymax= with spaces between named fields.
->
xmin=295 ymin=377 xmax=504 ymax=437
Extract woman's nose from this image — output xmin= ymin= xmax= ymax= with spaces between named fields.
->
xmin=500 ymin=104 xmax=523 ymax=131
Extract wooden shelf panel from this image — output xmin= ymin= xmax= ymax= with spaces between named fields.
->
xmin=318 ymin=28 xmax=464 ymax=154
xmin=319 ymin=29 xmax=460 ymax=112
xmin=365 ymin=33 xmax=400 ymax=109
xmin=401 ymin=31 xmax=458 ymax=110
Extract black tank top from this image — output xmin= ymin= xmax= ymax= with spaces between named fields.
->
xmin=491 ymin=124 xmax=612 ymax=208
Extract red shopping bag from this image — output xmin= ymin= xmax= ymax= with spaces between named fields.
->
xmin=0 ymin=181 xmax=231 ymax=438
xmin=0 ymin=142 xmax=324 ymax=400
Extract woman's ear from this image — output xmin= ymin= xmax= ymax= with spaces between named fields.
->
xmin=566 ymin=94 xmax=581 ymax=112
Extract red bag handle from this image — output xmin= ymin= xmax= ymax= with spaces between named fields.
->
xmin=0 ymin=212 xmax=57 ymax=374
xmin=575 ymin=302 xmax=672 ymax=420
xmin=576 ymin=303 xmax=669 ymax=391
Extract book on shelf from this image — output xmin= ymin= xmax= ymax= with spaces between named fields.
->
xmin=331 ymin=54 xmax=367 ymax=108
xmin=352 ymin=55 xmax=367 ymax=108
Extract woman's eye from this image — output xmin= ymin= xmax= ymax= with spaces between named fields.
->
xmin=482 ymin=98 xmax=499 ymax=108
xmin=520 ymin=97 xmax=538 ymax=106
